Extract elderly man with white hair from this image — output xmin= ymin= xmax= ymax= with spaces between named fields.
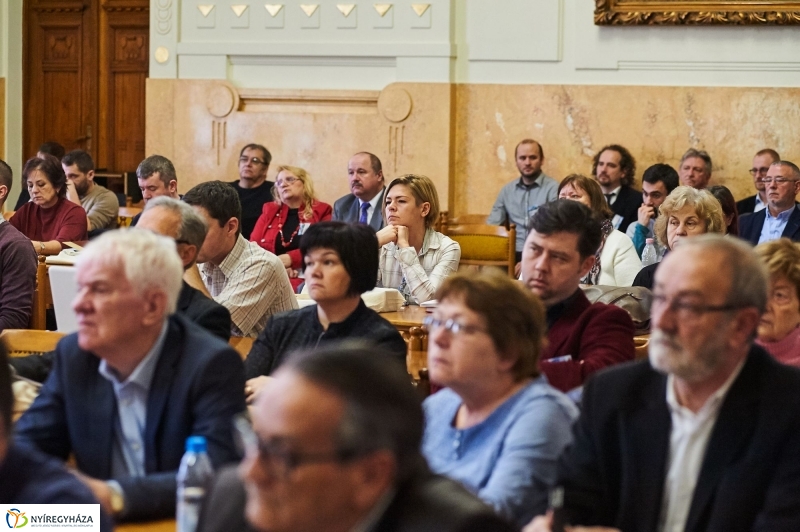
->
xmin=15 ymin=229 xmax=246 ymax=522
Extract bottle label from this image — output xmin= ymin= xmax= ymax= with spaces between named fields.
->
xmin=177 ymin=487 xmax=205 ymax=532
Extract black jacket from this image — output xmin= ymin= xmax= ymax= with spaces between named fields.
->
xmin=244 ymin=299 xmax=407 ymax=378
xmin=739 ymin=206 xmax=800 ymax=245
xmin=611 ymin=185 xmax=643 ymax=233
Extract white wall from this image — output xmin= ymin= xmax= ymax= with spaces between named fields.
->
xmin=152 ymin=0 xmax=800 ymax=89
xmin=1 ymin=0 xmax=23 ymax=207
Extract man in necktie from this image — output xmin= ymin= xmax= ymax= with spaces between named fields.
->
xmin=332 ymin=152 xmax=387 ymax=231
xmin=592 ymin=144 xmax=642 ymax=231
xmin=359 ymin=201 xmax=370 ymax=224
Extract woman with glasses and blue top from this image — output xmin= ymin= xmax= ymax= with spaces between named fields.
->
xmin=250 ymin=165 xmax=332 ymax=292
xmin=421 ymin=270 xmax=578 ymax=528
xmin=376 ymin=174 xmax=461 ymax=304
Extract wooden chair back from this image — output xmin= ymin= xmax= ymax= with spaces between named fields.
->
xmin=442 ymin=223 xmax=516 ymax=277
xmin=446 ymin=213 xmax=489 ymax=226
xmin=1 ymin=329 xmax=65 ymax=357
xmin=229 ymin=336 xmax=254 ymax=360
xmin=3 ymin=211 xmax=14 ymax=221
xmin=30 ymin=256 xmax=50 ymax=330
xmin=634 ymin=335 xmax=650 ymax=360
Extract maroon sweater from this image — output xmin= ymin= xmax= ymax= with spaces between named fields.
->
xmin=10 ymin=196 xmax=88 ymax=247
xmin=0 ymin=221 xmax=38 ymax=330
xmin=540 ymin=289 xmax=636 ymax=392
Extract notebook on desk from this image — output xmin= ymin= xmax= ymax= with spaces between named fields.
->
xmin=48 ymin=265 xmax=80 ymax=333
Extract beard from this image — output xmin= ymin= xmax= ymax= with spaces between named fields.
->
xmin=648 ymin=329 xmax=724 ymax=383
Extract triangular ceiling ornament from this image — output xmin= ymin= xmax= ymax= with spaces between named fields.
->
xmin=198 ymin=4 xmax=215 ymax=17
xmin=374 ymin=3 xmax=392 ymax=17
xmin=264 ymin=4 xmax=283 ymax=17
xmin=300 ymin=4 xmax=319 ymax=17
xmin=231 ymin=4 xmax=248 ymax=17
xmin=337 ymin=4 xmax=356 ymax=17
xmin=411 ymin=3 xmax=430 ymax=17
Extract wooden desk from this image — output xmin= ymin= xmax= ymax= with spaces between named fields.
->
xmin=381 ymin=305 xmax=429 ymax=331
xmin=117 ymin=519 xmax=174 ymax=532
xmin=119 ymin=207 xmax=142 ymax=227
xmin=382 ymin=306 xmax=429 ymax=379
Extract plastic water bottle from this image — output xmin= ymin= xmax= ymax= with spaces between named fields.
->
xmin=642 ymin=238 xmax=658 ymax=267
xmin=176 ymin=436 xmax=214 ymax=532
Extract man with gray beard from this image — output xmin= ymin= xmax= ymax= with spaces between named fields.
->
xmin=525 ymin=235 xmax=800 ymax=532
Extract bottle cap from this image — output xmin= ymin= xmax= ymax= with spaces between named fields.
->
xmin=185 ymin=435 xmax=207 ymax=453
xmin=645 ymin=238 xmax=654 ymax=244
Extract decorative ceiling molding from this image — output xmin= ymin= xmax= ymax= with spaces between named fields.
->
xmin=337 ymin=4 xmax=356 ymax=17
xmin=198 ymin=4 xmax=215 ymax=17
xmin=231 ymin=4 xmax=248 ymax=17
xmin=300 ymin=4 xmax=319 ymax=17
xmin=595 ymin=0 xmax=800 ymax=25
xmin=374 ymin=3 xmax=393 ymax=17
xmin=411 ymin=3 xmax=430 ymax=17
xmin=264 ymin=4 xmax=283 ymax=17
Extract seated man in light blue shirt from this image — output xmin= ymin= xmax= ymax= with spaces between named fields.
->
xmin=625 ymin=163 xmax=679 ymax=259
xmin=739 ymin=161 xmax=800 ymax=245
xmin=15 ymin=229 xmax=245 ymax=522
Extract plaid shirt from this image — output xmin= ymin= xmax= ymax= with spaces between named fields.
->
xmin=200 ymin=235 xmax=298 ymax=338
xmin=377 ymin=229 xmax=461 ymax=304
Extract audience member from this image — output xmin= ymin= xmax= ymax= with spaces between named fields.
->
xmin=626 ymin=163 xmax=679 ymax=258
xmin=332 ymin=152 xmax=387 ymax=230
xmin=62 ymin=150 xmax=119 ymax=232
xmin=422 ymin=271 xmax=578 ymax=527
xmin=633 ymin=186 xmax=725 ymax=290
xmin=591 ymin=144 xmax=642 ymax=231
xmin=678 ymin=148 xmax=712 ymax=189
xmin=558 ymin=174 xmax=641 ymax=286
xmin=9 ymin=155 xmax=87 ymax=254
xmin=232 ymin=344 xmax=517 ymax=532
xmin=708 ymin=185 xmax=739 ymax=236
xmin=230 ymin=143 xmax=275 ymax=239
xmin=754 ymin=238 xmax=800 ymax=366
xmin=737 ymin=149 xmax=780 ymax=215
xmin=15 ymin=229 xmax=245 ymax=521
xmin=250 ymin=165 xmax=332 ymax=291
xmin=183 ymin=180 xmax=297 ymax=338
xmin=377 ymin=174 xmax=460 ymax=304
xmin=0 ymin=342 xmax=113 ymax=526
xmin=520 ymin=199 xmax=635 ymax=393
xmin=526 ymin=235 xmax=800 ymax=532
xmin=739 ymin=160 xmax=800 ymax=245
xmin=488 ymin=139 xmax=558 ymax=265
xmin=14 ymin=141 xmax=66 ymax=210
xmin=131 ymin=154 xmax=180 ymax=226
xmin=244 ymin=222 xmax=406 ymax=399
xmin=0 ymin=159 xmax=37 ymax=331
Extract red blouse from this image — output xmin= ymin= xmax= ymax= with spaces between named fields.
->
xmin=10 ymin=197 xmax=88 ymax=248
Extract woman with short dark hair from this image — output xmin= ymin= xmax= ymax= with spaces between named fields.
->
xmin=10 ymin=155 xmax=88 ymax=255
xmin=244 ymin=221 xmax=407 ymax=401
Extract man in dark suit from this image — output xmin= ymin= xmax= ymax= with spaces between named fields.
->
xmin=526 ymin=235 xmax=800 ymax=532
xmin=739 ymin=160 xmax=800 ymax=245
xmin=205 ymin=344 xmax=515 ymax=532
xmin=592 ymin=144 xmax=642 ymax=231
xmin=332 ymin=152 xmax=386 ymax=230
xmin=736 ymin=149 xmax=780 ymax=215
xmin=15 ymin=229 xmax=246 ymax=522
xmin=520 ymin=199 xmax=635 ymax=393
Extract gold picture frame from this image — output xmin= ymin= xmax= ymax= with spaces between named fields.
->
xmin=595 ymin=0 xmax=800 ymax=25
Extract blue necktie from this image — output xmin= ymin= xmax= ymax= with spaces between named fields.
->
xmin=359 ymin=202 xmax=370 ymax=224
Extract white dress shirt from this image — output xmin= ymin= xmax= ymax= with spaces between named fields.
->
xmin=658 ymin=360 xmax=745 ymax=532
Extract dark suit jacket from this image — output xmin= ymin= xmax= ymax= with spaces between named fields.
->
xmin=557 ymin=346 xmax=800 ymax=531
xmin=736 ymin=194 xmax=758 ymax=215
xmin=198 ymin=463 xmax=518 ymax=532
xmin=178 ymin=281 xmax=231 ymax=341
xmin=610 ymin=186 xmax=642 ymax=232
xmin=541 ymin=290 xmax=635 ymax=392
xmin=14 ymin=314 xmax=246 ymax=521
xmin=332 ymin=188 xmax=386 ymax=230
xmin=738 ymin=206 xmax=800 ymax=245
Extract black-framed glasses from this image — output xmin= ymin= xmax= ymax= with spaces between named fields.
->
xmin=233 ymin=415 xmax=358 ymax=479
xmin=239 ymin=156 xmax=267 ymax=166
xmin=750 ymin=167 xmax=771 ymax=176
xmin=651 ymin=293 xmax=744 ymax=320
xmin=423 ymin=316 xmax=487 ymax=335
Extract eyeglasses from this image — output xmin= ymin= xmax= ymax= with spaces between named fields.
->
xmin=757 ymin=177 xmax=798 ymax=185
xmin=423 ymin=316 xmax=487 ymax=335
xmin=750 ymin=167 xmax=771 ymax=176
xmin=233 ymin=415 xmax=358 ymax=480
xmin=651 ymin=293 xmax=744 ymax=320
xmin=239 ymin=156 xmax=267 ymax=166
xmin=276 ymin=176 xmax=299 ymax=186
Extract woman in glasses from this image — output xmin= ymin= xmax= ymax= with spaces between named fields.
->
xmin=376 ymin=174 xmax=460 ymax=304
xmin=250 ymin=165 xmax=332 ymax=292
xmin=421 ymin=270 xmax=578 ymax=528
xmin=754 ymin=238 xmax=800 ymax=366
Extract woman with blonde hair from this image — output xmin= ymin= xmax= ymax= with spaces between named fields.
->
xmin=250 ymin=165 xmax=332 ymax=291
xmin=558 ymin=174 xmax=641 ymax=286
xmin=632 ymin=185 xmax=725 ymax=289
xmin=755 ymin=238 xmax=800 ymax=366
xmin=376 ymin=174 xmax=461 ymax=304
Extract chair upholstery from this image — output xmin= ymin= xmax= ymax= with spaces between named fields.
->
xmin=1 ymin=329 xmax=65 ymax=358
xmin=442 ymin=223 xmax=517 ymax=277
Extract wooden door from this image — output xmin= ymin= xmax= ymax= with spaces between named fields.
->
xmin=23 ymin=0 xmax=148 ymax=172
